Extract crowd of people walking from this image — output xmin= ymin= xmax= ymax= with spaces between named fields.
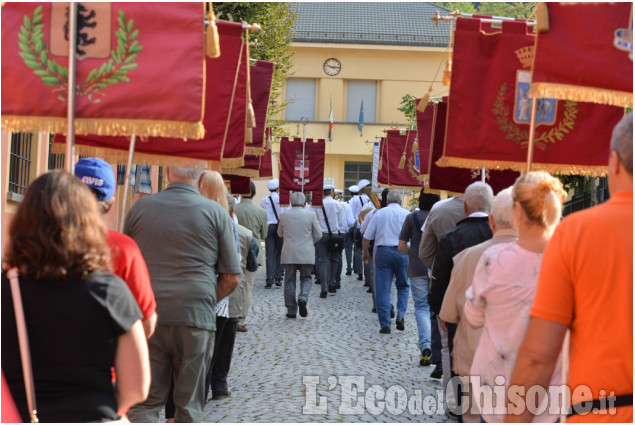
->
xmin=1 ymin=113 xmax=631 ymax=423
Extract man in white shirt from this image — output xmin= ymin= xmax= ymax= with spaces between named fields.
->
xmin=349 ymin=179 xmax=372 ymax=280
xmin=334 ymin=190 xmax=355 ymax=289
xmin=362 ymin=190 xmax=410 ymax=334
xmin=314 ymin=185 xmax=345 ymax=298
xmin=260 ymin=178 xmax=283 ymax=288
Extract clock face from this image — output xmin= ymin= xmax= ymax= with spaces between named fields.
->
xmin=323 ymin=58 xmax=341 ymax=76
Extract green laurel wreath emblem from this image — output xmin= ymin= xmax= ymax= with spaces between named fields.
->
xmin=492 ymin=82 xmax=578 ymax=149
xmin=18 ymin=6 xmax=142 ymax=103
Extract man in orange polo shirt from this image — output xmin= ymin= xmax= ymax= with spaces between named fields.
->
xmin=507 ymin=113 xmax=633 ymax=423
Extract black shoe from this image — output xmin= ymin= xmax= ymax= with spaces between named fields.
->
xmin=372 ymin=307 xmax=377 ymax=313
xmin=363 ymin=282 xmax=370 ymax=287
xmin=265 ymin=284 xmax=272 ymax=289
xmin=286 ymin=313 xmax=296 ymax=319
xmin=320 ymin=291 xmax=327 ymax=298
xmin=274 ymin=280 xmax=282 ymax=287
xmin=379 ymin=327 xmax=391 ymax=334
xmin=420 ymin=347 xmax=432 ymax=366
xmin=211 ymin=388 xmax=231 ymax=400
xmin=429 ymin=363 xmax=443 ymax=379
xmin=396 ymin=317 xmax=405 ymax=331
xmin=357 ymin=275 xmax=363 ymax=281
xmin=335 ymin=284 xmax=341 ymax=289
xmin=298 ymin=300 xmax=308 ymax=317
xmin=346 ymin=270 xmax=352 ymax=276
xmin=328 ymin=287 xmax=337 ymax=293
xmin=390 ymin=304 xmax=395 ymax=319
xmin=366 ymin=287 xmax=372 ymax=293
xmin=314 ymin=279 xmax=321 ymax=285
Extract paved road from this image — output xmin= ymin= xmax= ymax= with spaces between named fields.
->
xmin=201 ymin=267 xmax=452 ymax=423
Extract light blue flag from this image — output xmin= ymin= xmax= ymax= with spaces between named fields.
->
xmin=358 ymin=99 xmax=364 ymax=133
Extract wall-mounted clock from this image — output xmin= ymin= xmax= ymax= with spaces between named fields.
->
xmin=323 ymin=58 xmax=341 ymax=76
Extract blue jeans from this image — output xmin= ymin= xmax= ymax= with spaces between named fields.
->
xmin=409 ymin=275 xmax=431 ymax=350
xmin=374 ymin=246 xmax=410 ymax=329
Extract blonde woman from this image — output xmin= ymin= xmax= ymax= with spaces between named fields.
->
xmin=199 ymin=170 xmax=229 ymax=212
xmin=464 ymin=171 xmax=567 ymax=423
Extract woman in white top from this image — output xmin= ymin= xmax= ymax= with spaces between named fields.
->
xmin=464 ymin=171 xmax=567 ymax=423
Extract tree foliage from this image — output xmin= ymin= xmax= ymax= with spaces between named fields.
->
xmin=435 ymin=2 xmax=537 ymax=20
xmin=397 ymin=94 xmax=417 ymax=129
xmin=212 ymin=3 xmax=296 ymax=141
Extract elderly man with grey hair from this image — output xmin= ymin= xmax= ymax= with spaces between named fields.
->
xmin=277 ymin=191 xmax=323 ymax=318
xmin=428 ymin=180 xmax=494 ymax=421
xmin=362 ymin=190 xmax=411 ymax=334
xmin=507 ymin=113 xmax=633 ymax=423
xmin=438 ymin=187 xmax=517 ymax=423
xmin=125 ymin=167 xmax=241 ymax=423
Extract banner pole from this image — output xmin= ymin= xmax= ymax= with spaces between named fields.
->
xmin=525 ymin=97 xmax=538 ymax=174
xmin=481 ymin=167 xmax=486 ymax=182
xmin=300 ymin=116 xmax=309 ymax=193
xmin=119 ymin=133 xmax=137 ymax=233
xmin=66 ymin=2 xmax=77 ymax=174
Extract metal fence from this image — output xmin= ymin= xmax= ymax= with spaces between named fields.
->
xmin=8 ymin=133 xmax=34 ymax=196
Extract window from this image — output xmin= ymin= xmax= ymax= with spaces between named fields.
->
xmin=47 ymin=134 xmax=65 ymax=171
xmin=344 ymin=161 xmax=372 ymax=201
xmin=346 ymin=80 xmax=377 ymax=123
xmin=285 ymin=78 xmax=316 ymax=121
xmin=8 ymin=133 xmax=34 ymax=201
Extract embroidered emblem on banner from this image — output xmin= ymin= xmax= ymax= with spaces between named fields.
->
xmin=493 ymin=45 xmax=578 ymax=150
xmin=471 ymin=168 xmax=490 ymax=181
xmin=293 ymin=151 xmax=310 ymax=185
xmin=613 ymin=6 xmax=633 ymax=61
xmin=407 ymin=150 xmax=420 ymax=179
xmin=18 ymin=4 xmax=142 ymax=102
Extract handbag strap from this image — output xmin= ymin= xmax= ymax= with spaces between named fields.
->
xmin=269 ymin=196 xmax=279 ymax=223
xmin=412 ymin=211 xmax=422 ymax=235
xmin=322 ymin=205 xmax=333 ymax=236
xmin=7 ymin=268 xmax=39 ymax=423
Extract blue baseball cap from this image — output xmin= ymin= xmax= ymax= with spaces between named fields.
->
xmin=75 ymin=158 xmax=115 ymax=201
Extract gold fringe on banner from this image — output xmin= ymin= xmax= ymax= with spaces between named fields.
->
xmin=436 ymin=155 xmax=608 ymax=177
xmin=2 ymin=116 xmax=206 ymax=140
xmin=219 ymin=156 xmax=244 ymax=168
xmin=425 ymin=187 xmax=464 ymax=197
xmin=244 ymin=146 xmax=265 ymax=155
xmin=529 ymin=83 xmax=633 ymax=108
xmin=52 ymin=143 xmax=221 ymax=170
xmin=220 ymin=167 xmax=260 ymax=178
xmin=536 ymin=2 xmax=550 ymax=33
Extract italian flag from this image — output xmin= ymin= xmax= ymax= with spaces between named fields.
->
xmin=328 ymin=98 xmax=333 ymax=139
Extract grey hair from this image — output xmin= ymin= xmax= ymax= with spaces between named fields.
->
xmin=290 ymin=191 xmax=306 ymax=206
xmin=464 ymin=181 xmax=494 ymax=214
xmin=490 ymin=187 xmax=514 ymax=229
xmin=386 ymin=190 xmax=402 ymax=205
xmin=169 ymin=166 xmax=204 ymax=181
xmin=611 ymin=112 xmax=633 ymax=175
xmin=226 ymin=193 xmax=236 ymax=214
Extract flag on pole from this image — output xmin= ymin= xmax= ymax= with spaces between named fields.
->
xmin=328 ymin=97 xmax=334 ymax=139
xmin=358 ymin=99 xmax=364 ymax=134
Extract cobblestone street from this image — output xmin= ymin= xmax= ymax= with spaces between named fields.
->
xmin=202 ymin=267 xmax=451 ymax=423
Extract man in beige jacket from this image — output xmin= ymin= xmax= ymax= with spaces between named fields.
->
xmin=438 ymin=187 xmax=517 ymax=422
xmin=277 ymin=191 xmax=323 ymax=318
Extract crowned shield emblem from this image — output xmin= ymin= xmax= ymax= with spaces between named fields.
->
xmin=293 ymin=151 xmax=310 ymax=185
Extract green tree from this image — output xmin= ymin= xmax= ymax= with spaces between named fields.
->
xmin=435 ymin=2 xmax=536 ymax=20
xmin=212 ymin=3 xmax=296 ymax=141
xmin=397 ymin=94 xmax=417 ymax=128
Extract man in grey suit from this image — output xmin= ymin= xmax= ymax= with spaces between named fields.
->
xmin=277 ymin=191 xmax=322 ymax=318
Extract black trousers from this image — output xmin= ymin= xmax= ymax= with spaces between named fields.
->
xmin=204 ymin=316 xmax=238 ymax=400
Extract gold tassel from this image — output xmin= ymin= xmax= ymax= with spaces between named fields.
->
xmin=536 ymin=2 xmax=550 ymax=33
xmin=247 ymin=102 xmax=257 ymax=128
xmin=417 ymin=86 xmax=433 ymax=112
xmin=442 ymin=59 xmax=452 ymax=86
xmin=205 ymin=5 xmax=221 ymax=58
xmin=378 ymin=157 xmax=383 ymax=170
xmin=398 ymin=152 xmax=406 ymax=169
xmin=411 ymin=137 xmax=419 ymax=154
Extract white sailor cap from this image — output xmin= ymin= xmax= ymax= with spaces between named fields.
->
xmin=334 ymin=189 xmax=343 ymax=194
xmin=357 ymin=179 xmax=370 ymax=190
xmin=348 ymin=185 xmax=359 ymax=193
xmin=323 ymin=184 xmax=334 ymax=191
xmin=267 ymin=178 xmax=279 ymax=190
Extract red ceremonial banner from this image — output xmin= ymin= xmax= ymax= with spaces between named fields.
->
xmin=377 ymin=129 xmax=423 ymax=188
xmin=427 ymin=100 xmax=519 ymax=195
xmin=439 ymin=18 xmax=625 ymax=176
xmin=53 ymin=21 xmax=247 ymax=169
xmin=245 ymin=60 xmax=274 ymax=155
xmin=1 ymin=3 xmax=205 ymax=139
xmin=258 ymin=142 xmax=273 ymax=180
xmin=279 ymin=137 xmax=325 ymax=206
xmin=530 ymin=3 xmax=633 ymax=108
xmin=415 ymin=100 xmax=434 ymax=178
xmin=223 ymin=175 xmax=251 ymax=196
